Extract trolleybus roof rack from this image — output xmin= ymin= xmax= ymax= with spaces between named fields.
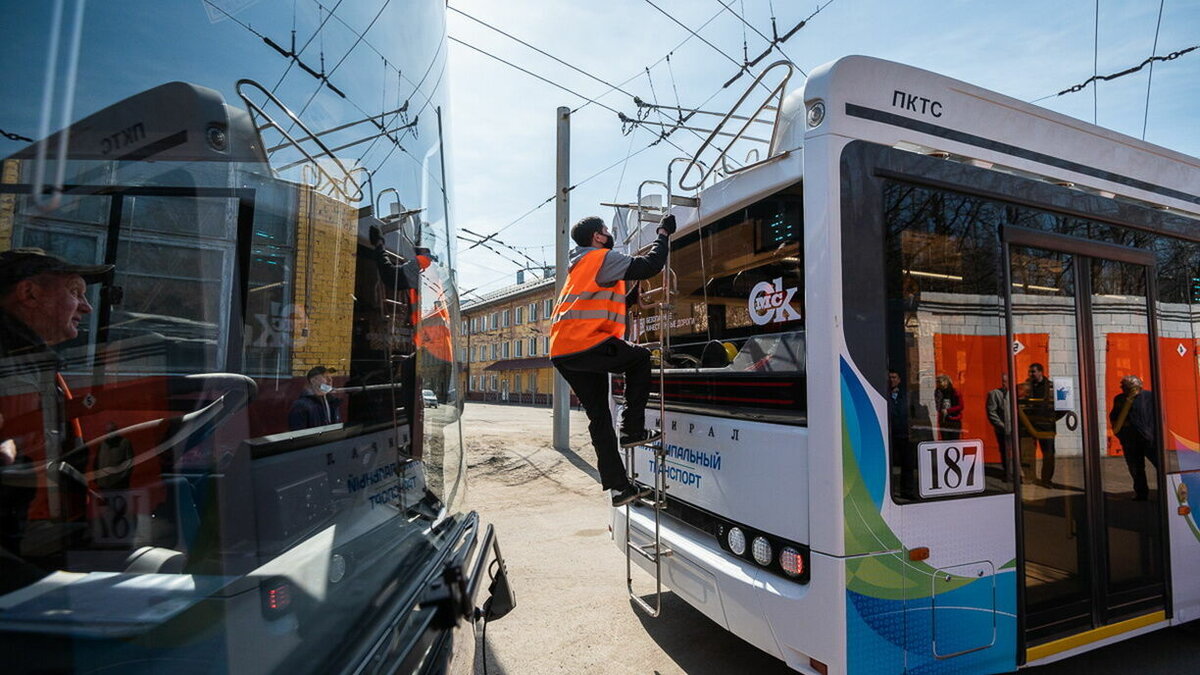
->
xmin=236 ymin=78 xmax=363 ymax=204
xmin=676 ymin=60 xmax=794 ymax=192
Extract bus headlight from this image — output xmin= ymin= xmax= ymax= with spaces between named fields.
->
xmin=780 ymin=546 xmax=804 ymax=577
xmin=727 ymin=527 xmax=746 ymax=555
xmin=752 ymin=537 xmax=772 ymax=566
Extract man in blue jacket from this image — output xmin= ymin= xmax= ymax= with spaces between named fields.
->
xmin=288 ymin=366 xmax=342 ymax=430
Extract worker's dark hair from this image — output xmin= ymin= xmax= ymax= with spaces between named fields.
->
xmin=570 ymin=216 xmax=605 ymax=247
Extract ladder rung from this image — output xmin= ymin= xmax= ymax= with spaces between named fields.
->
xmin=639 ymin=341 xmax=662 ymax=349
xmin=627 ymin=542 xmax=672 ymax=561
xmin=669 ymin=195 xmax=699 ymax=207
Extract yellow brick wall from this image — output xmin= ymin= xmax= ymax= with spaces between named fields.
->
xmin=291 ymin=186 xmax=358 ymax=377
xmin=0 ymin=159 xmax=19 ymax=251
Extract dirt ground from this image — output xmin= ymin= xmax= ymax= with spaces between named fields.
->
xmin=462 ymin=402 xmax=1200 ymax=675
xmin=462 ymin=402 xmax=791 ymax=675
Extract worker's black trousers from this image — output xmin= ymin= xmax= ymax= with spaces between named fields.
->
xmin=552 ymin=338 xmax=652 ymax=491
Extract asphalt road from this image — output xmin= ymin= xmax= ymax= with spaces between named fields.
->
xmin=462 ymin=402 xmax=1200 ymax=674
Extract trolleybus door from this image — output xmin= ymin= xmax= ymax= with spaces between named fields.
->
xmin=1005 ymin=228 xmax=1166 ymax=650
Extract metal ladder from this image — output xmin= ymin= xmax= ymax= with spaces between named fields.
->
xmin=622 ymin=178 xmax=681 ymax=617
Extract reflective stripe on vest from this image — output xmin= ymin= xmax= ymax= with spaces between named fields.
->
xmin=549 ymin=249 xmax=626 ymax=357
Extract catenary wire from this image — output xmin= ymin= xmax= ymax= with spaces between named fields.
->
xmin=1141 ymin=0 xmax=1165 ymax=140
xmin=448 ymin=36 xmax=622 ymax=116
xmin=1030 ymin=42 xmax=1199 ymax=102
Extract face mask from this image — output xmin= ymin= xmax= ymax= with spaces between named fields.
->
xmin=600 ymin=233 xmax=614 ymax=250
xmin=318 ymin=383 xmax=334 ymax=394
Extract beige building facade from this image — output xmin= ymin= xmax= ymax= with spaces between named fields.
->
xmin=462 ymin=274 xmax=563 ymax=405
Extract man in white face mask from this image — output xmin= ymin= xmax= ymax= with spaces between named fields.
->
xmin=288 ymin=366 xmax=343 ymax=430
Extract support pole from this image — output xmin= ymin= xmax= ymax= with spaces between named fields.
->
xmin=552 ymin=106 xmax=571 ymax=450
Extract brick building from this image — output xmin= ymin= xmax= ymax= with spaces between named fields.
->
xmin=462 ymin=272 xmax=562 ymax=405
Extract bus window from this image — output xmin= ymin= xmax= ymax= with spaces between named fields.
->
xmin=631 ymin=183 xmax=803 ymax=367
xmin=883 ymin=181 xmax=1012 ymax=500
xmin=1153 ymin=237 xmax=1200 ymax=475
xmin=628 ymin=182 xmax=805 ymax=419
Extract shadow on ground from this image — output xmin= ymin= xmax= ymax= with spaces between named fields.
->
xmin=631 ymin=592 xmax=793 ymax=674
xmin=555 ymin=443 xmax=602 ymax=483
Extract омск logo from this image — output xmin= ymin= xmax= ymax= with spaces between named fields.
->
xmin=749 ymin=277 xmax=802 ymax=326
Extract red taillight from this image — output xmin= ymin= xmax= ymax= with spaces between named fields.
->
xmin=780 ymin=547 xmax=805 ymax=577
xmin=261 ymin=578 xmax=293 ymax=618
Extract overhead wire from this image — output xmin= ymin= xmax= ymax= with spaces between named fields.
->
xmin=459 ymin=0 xmax=841 ymax=262
xmin=715 ymin=0 xmax=804 ymax=76
xmin=291 ymin=0 xmax=393 ymax=123
xmin=210 ymin=0 xmax=451 ymax=223
xmin=268 ymin=0 xmax=346 ymax=95
xmin=447 ymin=6 xmax=712 ymax=152
xmin=1030 ymin=42 xmax=1199 ymax=102
xmin=1141 ymin=0 xmax=1165 ymax=140
xmin=448 ymin=36 xmax=622 ymax=116
xmin=1092 ymin=0 xmax=1099 ymax=124
xmin=642 ymin=0 xmax=743 ymax=70
xmin=571 ymin=5 xmax=728 ymax=115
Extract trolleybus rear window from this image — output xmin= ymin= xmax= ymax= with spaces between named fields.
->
xmin=626 ymin=182 xmax=805 ymax=420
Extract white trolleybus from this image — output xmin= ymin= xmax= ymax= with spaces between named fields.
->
xmin=611 ymin=55 xmax=1200 ymax=675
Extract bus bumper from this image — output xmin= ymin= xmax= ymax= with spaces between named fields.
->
xmin=614 ymin=504 xmax=842 ymax=675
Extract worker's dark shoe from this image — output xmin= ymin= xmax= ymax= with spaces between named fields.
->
xmin=620 ymin=429 xmax=662 ymax=447
xmin=611 ymin=484 xmax=653 ymax=507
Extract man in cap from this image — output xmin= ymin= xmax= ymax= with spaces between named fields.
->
xmin=288 ymin=365 xmax=343 ymax=430
xmin=0 ymin=247 xmax=111 ymax=358
xmin=550 ymin=213 xmax=675 ymax=507
xmin=0 ymin=248 xmax=111 ymax=590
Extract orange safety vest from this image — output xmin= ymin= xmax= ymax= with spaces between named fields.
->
xmin=418 ymin=305 xmax=454 ymax=362
xmin=549 ymin=249 xmax=626 ymax=358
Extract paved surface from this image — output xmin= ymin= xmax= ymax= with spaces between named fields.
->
xmin=463 ymin=403 xmax=1200 ymax=674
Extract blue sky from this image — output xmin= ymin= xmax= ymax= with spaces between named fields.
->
xmin=447 ymin=0 xmax=1200 ymax=299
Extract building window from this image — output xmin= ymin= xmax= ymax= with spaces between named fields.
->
xmin=529 ymin=302 xmax=538 ymax=322
xmin=515 ymin=306 xmax=524 ymax=324
xmin=543 ymin=298 xmax=553 ymax=319
xmin=503 ymin=341 xmax=510 ymax=358
xmin=529 ymin=336 xmax=538 ymax=356
xmin=515 ymin=339 xmax=523 ymax=358
xmin=528 ymin=373 xmax=536 ymax=393
xmin=469 ymin=375 xmax=476 ymax=391
xmin=490 ymin=343 xmax=497 ymax=359
xmin=514 ymin=373 xmax=522 ymax=392
xmin=544 ymin=336 xmax=550 ymax=354
xmin=502 ymin=309 xmax=510 ymax=327
xmin=489 ymin=312 xmax=498 ymax=330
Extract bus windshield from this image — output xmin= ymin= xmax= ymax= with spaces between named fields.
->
xmin=0 ymin=3 xmax=468 ymax=672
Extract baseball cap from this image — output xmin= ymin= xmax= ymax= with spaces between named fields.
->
xmin=0 ymin=248 xmax=113 ymax=287
xmin=305 ymin=365 xmax=337 ymax=379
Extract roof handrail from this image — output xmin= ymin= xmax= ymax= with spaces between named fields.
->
xmin=677 ymin=61 xmax=794 ymax=192
xmin=235 ymin=79 xmax=362 ymax=203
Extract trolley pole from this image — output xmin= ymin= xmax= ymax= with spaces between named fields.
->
xmin=552 ymin=106 xmax=571 ymax=451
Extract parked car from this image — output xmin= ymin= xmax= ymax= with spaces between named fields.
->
xmin=423 ymin=389 xmax=439 ymax=408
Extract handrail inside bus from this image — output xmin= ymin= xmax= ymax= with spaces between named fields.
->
xmin=677 ymin=61 xmax=794 ymax=192
xmin=235 ymin=79 xmax=363 ymax=204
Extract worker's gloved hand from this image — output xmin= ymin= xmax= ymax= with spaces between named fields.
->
xmin=658 ymin=214 xmax=676 ymax=236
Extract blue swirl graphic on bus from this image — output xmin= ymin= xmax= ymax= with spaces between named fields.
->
xmin=840 ymin=357 xmax=1016 ymax=674
xmin=840 ymin=358 xmax=886 ymax=510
